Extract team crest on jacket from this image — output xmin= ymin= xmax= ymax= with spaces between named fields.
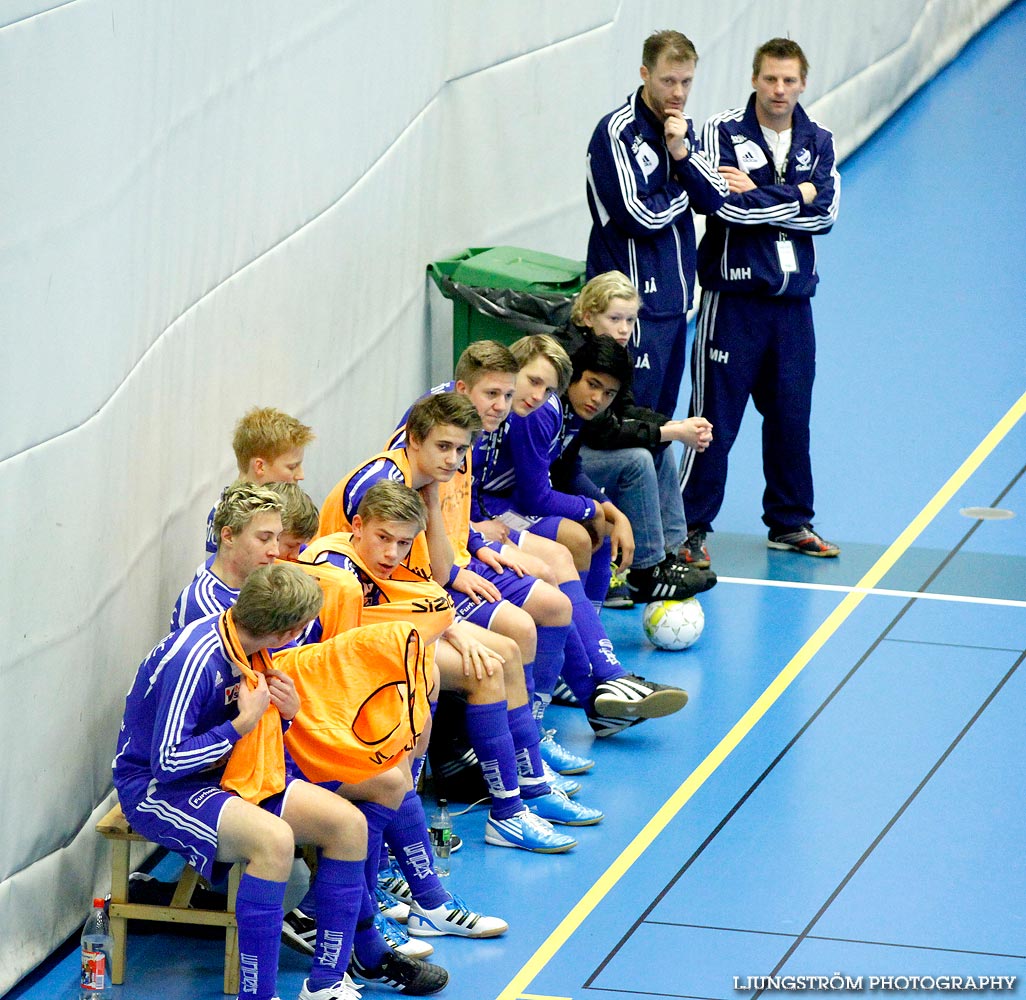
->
xmin=794 ymin=147 xmax=812 ymax=171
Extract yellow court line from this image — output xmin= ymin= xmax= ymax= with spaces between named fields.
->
xmin=499 ymin=387 xmax=1026 ymax=1000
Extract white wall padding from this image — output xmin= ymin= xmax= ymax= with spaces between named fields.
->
xmin=0 ymin=0 xmax=1011 ymax=989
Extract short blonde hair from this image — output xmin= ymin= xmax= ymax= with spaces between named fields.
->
xmin=266 ymin=483 xmax=319 ymax=542
xmin=357 ymin=481 xmax=428 ymax=533
xmin=233 ymin=563 xmax=323 ymax=637
xmin=570 ymin=271 xmax=641 ymax=328
xmin=232 ymin=407 xmax=315 ymax=473
xmin=510 ymin=335 xmax=573 ymax=395
xmin=213 ymin=482 xmax=283 ymax=546
xmin=454 ymin=340 xmax=520 ymax=388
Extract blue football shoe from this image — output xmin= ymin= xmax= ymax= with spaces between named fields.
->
xmin=527 ymin=790 xmax=603 ymax=826
xmin=539 ymin=729 xmax=595 ymax=775
xmin=542 ymin=761 xmax=581 ymax=797
xmin=484 ymin=809 xmax=577 ymax=853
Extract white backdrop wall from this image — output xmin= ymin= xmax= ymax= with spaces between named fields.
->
xmin=0 ymin=0 xmax=1010 ymax=988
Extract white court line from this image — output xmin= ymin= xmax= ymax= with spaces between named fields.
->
xmin=717 ymin=575 xmax=1026 ymax=609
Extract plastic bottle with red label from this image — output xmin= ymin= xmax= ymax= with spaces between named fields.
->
xmin=80 ymin=897 xmax=112 ymax=997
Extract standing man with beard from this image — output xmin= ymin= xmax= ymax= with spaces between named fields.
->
xmin=585 ymin=29 xmax=727 ymax=419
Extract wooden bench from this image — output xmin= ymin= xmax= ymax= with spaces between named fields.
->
xmin=96 ymin=802 xmax=242 ymax=994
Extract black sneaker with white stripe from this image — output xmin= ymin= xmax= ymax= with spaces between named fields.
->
xmin=590 ymin=673 xmax=689 ymax=723
xmin=349 ymin=949 xmax=449 ymax=994
xmin=626 ymin=558 xmax=715 ymax=603
xmin=282 ymin=906 xmax=317 ymax=955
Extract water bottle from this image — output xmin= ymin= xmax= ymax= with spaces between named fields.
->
xmin=80 ymin=897 xmax=112 ymax=997
xmin=428 ymin=799 xmax=453 ymax=877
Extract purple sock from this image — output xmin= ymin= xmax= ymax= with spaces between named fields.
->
xmin=356 ymin=801 xmax=397 ymax=897
xmin=352 ymin=887 xmax=388 ymax=969
xmin=465 ymin=699 xmax=523 ymax=820
xmin=236 ymin=873 xmax=286 ymax=999
xmin=532 ymin=624 xmax=569 ymax=700
xmin=584 ymin=537 xmax=613 ymax=606
xmin=384 ymin=790 xmax=449 ymax=909
xmin=560 ymin=625 xmax=596 ymax=704
xmin=507 ymin=702 xmax=549 ymax=799
xmin=410 ymin=752 xmax=427 ymax=789
xmin=560 ymin=580 xmax=624 ymax=685
xmin=306 ymin=857 xmax=365 ymax=991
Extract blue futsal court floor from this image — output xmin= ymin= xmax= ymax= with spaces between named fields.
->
xmin=12 ymin=4 xmax=1026 ymax=999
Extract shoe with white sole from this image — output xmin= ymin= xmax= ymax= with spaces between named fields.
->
xmin=542 ymin=761 xmax=581 ymax=797
xmin=526 ymin=789 xmax=603 ymax=826
xmin=377 ymin=860 xmax=413 ymax=903
xmin=375 ymin=912 xmax=434 ymax=959
xmin=538 ymin=729 xmax=594 ymax=775
xmin=298 ymin=972 xmax=363 ymax=999
xmin=376 ymin=886 xmax=410 ymax=923
xmin=406 ymin=893 xmax=509 ymax=938
xmin=484 ymin=808 xmax=576 ymax=853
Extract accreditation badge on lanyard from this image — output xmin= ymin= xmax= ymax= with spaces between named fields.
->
xmin=774 ymin=156 xmax=798 ymax=274
xmin=776 ymin=237 xmax=798 ymax=274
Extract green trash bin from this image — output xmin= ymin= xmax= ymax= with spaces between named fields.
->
xmin=427 ymin=246 xmax=586 ymax=368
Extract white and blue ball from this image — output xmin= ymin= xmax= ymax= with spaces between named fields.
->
xmin=642 ymin=598 xmax=704 ymax=651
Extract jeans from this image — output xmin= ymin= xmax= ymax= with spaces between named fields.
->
xmin=578 ymin=445 xmax=683 ymax=570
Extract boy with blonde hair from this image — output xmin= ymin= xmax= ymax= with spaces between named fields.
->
xmin=557 ymin=271 xmax=716 ymax=605
xmin=206 ymin=406 xmax=315 ymax=553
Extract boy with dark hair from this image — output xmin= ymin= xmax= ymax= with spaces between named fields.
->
xmin=473 ymin=336 xmax=691 ymax=737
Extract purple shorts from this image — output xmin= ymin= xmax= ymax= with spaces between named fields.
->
xmin=447 ymin=556 xmax=540 ymax=627
xmin=123 ymin=774 xmax=298 ymax=881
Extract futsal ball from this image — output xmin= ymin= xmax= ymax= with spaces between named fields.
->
xmin=642 ymin=599 xmax=704 ymax=651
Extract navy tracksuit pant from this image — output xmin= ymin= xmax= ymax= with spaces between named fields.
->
xmin=629 ymin=310 xmax=689 ymax=419
xmin=679 ymin=289 xmax=817 ymax=534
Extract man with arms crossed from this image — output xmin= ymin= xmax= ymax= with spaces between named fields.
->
xmin=679 ymin=38 xmax=841 ymax=568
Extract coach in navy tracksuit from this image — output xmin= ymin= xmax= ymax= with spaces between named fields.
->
xmin=679 ymin=38 xmax=841 ymax=566
xmin=585 ymin=30 xmax=727 ymax=419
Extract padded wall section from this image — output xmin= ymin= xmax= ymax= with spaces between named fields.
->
xmin=0 ymin=0 xmax=1011 ymax=990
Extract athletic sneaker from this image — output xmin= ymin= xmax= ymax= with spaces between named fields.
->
xmin=376 ymin=912 xmax=434 ymax=959
xmin=603 ymin=565 xmax=634 ymax=609
xmin=543 ymin=760 xmax=581 ymax=797
xmin=526 ymin=789 xmax=603 ymax=826
xmin=485 ymin=808 xmax=577 ymax=853
xmin=377 ymin=860 xmax=413 ymax=904
xmin=591 ymin=673 xmax=689 ymax=720
xmin=680 ymin=529 xmax=710 ymax=568
xmin=349 ymin=949 xmax=448 ymax=995
xmin=298 ymin=973 xmax=362 ymax=999
xmin=448 ymin=833 xmax=463 ymax=854
xmin=407 ymin=893 xmax=509 ymax=939
xmin=767 ymin=523 xmax=840 ymax=557
xmin=627 ymin=558 xmax=715 ymax=603
xmin=585 ymin=710 xmax=646 ymax=738
xmin=539 ymin=729 xmax=594 ymax=775
xmin=376 ymin=886 xmax=410 ymax=923
xmin=550 ymin=678 xmax=580 ymax=707
xmin=282 ymin=906 xmax=317 ymax=955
